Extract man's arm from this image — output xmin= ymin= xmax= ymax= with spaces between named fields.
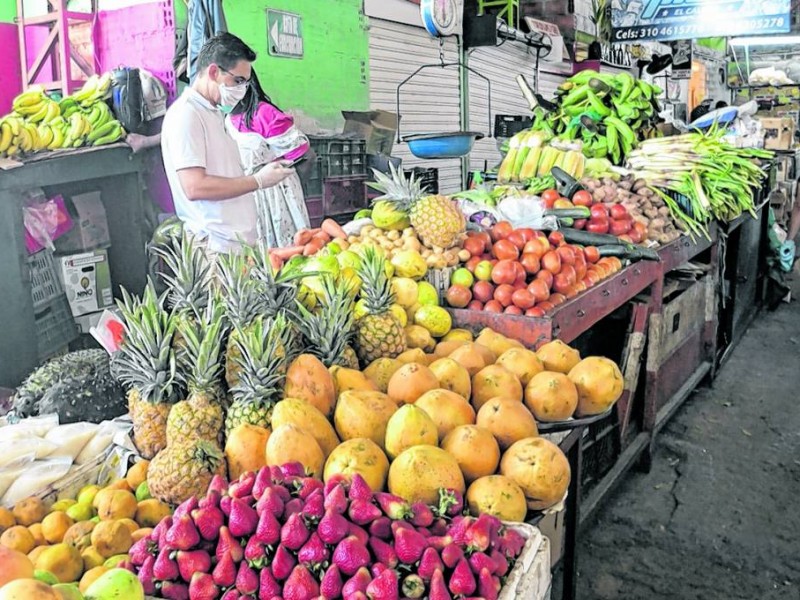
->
xmin=177 ymin=162 xmax=296 ymax=201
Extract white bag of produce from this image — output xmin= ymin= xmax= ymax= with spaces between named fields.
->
xmin=0 ymin=413 xmax=59 ymax=439
xmin=75 ymin=420 xmax=130 ymax=465
xmin=0 ymin=438 xmax=59 ymax=466
xmin=2 ymin=457 xmax=72 ymax=505
xmin=45 ymin=422 xmax=99 ymax=461
xmin=0 ymin=454 xmax=36 ymax=498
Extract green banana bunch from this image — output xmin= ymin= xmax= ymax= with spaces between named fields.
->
xmin=88 ymin=119 xmax=125 ymax=146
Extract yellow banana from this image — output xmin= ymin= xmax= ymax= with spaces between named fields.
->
xmin=6 ymin=144 xmax=19 ymax=157
xmin=37 ymin=124 xmax=54 ymax=148
xmin=0 ymin=122 xmax=12 ymax=153
xmin=12 ymin=90 xmax=45 ymax=111
xmin=44 ymin=102 xmax=60 ymax=123
xmin=96 ymin=72 xmax=112 ymax=96
xmin=18 ymin=127 xmax=33 ymax=152
xmin=28 ymin=101 xmax=51 ymax=123
xmin=16 ymin=100 xmax=46 ymax=117
xmin=6 ymin=117 xmax=21 ymax=137
xmin=68 ymin=113 xmax=84 ymax=139
xmin=48 ymin=126 xmax=65 ymax=150
xmin=24 ymin=123 xmax=41 ymax=150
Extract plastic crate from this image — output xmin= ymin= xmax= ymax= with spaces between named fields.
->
xmin=27 ymin=249 xmax=65 ymax=313
xmin=36 ymin=296 xmax=79 ymax=361
xmin=495 ymin=114 xmax=533 ymax=139
xmin=405 ymin=167 xmax=439 ymax=195
xmin=323 ymin=175 xmax=368 ymax=216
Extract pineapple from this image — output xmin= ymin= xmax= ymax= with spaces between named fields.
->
xmin=295 ymin=275 xmax=356 ymax=368
xmin=369 ymin=164 xmax=466 ymax=249
xmin=147 ymin=439 xmax=227 ymax=505
xmin=166 ymin=300 xmax=227 ymax=448
xmin=112 ymin=283 xmax=180 ymax=459
xmin=226 ymin=315 xmax=289 ymax=433
xmin=217 ymin=251 xmax=266 ymax=389
xmin=354 ymin=247 xmax=407 ymax=364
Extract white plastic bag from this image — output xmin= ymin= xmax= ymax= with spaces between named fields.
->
xmin=75 ymin=420 xmax=130 ymax=465
xmin=1 ymin=414 xmax=60 ymax=439
xmin=0 ymin=454 xmax=36 ymax=498
xmin=2 ymin=457 xmax=73 ymax=505
xmin=0 ymin=439 xmax=59 ymax=466
xmin=495 ymin=196 xmax=559 ymax=230
xmin=45 ymin=422 xmax=99 ymax=461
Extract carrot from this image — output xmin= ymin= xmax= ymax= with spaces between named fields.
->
xmin=322 ymin=218 xmax=348 ymax=240
xmin=312 ymin=231 xmax=331 ymax=244
xmin=271 ymin=246 xmax=305 ymax=260
xmin=294 ymin=229 xmax=313 ymax=246
xmin=303 ymin=239 xmax=325 ymax=256
xmin=268 ymin=253 xmax=284 ymax=271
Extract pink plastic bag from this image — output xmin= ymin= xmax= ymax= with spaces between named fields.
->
xmin=23 ymin=191 xmax=73 ymax=254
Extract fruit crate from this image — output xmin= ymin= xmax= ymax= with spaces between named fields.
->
xmin=303 ymin=136 xmax=368 ymax=198
xmin=499 ymin=522 xmax=550 ymax=599
xmin=405 ymin=167 xmax=439 ymax=195
xmin=36 ymin=296 xmax=79 ymax=361
xmin=27 ymin=249 xmax=65 ymax=312
xmin=322 ymin=175 xmax=368 ymax=217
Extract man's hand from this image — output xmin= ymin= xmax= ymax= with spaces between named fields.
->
xmin=254 ymin=161 xmax=295 ymax=189
xmin=126 ymin=133 xmax=161 ymax=153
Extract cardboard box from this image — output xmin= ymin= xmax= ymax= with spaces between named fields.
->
xmin=55 ymin=191 xmax=110 ymax=253
xmin=342 ymin=110 xmax=399 ymax=155
xmin=537 ymin=510 xmax=565 ymax=566
xmin=58 ymin=249 xmax=114 ymax=317
xmin=760 ymin=117 xmax=795 ymax=150
xmin=73 ymin=311 xmax=104 ymax=334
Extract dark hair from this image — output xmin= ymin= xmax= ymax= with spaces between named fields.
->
xmin=714 ymin=100 xmax=728 ymax=110
xmin=689 ymin=104 xmax=710 ymax=123
xmin=231 ymin=71 xmax=279 ymax=129
xmin=195 ymin=32 xmax=256 ymax=74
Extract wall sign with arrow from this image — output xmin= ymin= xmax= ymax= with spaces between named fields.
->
xmin=267 ymin=9 xmax=304 ymax=58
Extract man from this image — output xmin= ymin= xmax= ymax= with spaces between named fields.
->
xmin=160 ymin=32 xmax=293 ymax=255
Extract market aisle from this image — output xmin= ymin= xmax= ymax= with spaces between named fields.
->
xmin=575 ymin=280 xmax=800 ymax=600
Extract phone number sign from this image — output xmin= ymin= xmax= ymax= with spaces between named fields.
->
xmin=611 ymin=0 xmax=791 ymax=42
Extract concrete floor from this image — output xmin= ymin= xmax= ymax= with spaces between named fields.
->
xmin=574 ymin=280 xmax=800 ymax=600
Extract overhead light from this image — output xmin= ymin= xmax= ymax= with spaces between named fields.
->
xmin=730 ymin=35 xmax=800 ymax=46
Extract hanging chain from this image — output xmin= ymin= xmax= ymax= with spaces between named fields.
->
xmin=438 ymin=37 xmax=446 ymax=67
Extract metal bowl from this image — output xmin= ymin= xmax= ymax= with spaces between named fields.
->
xmin=402 ymin=131 xmax=485 ymax=159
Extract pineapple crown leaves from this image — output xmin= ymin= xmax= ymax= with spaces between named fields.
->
xmin=216 ymin=251 xmax=267 ymax=329
xmin=177 ymin=297 xmax=228 ymax=394
xmin=294 ymin=275 xmax=356 ymax=368
xmin=112 ymin=280 xmax=180 ymax=404
xmin=230 ymin=314 xmax=288 ymax=405
xmin=356 ymin=246 xmax=397 ymax=315
xmin=151 ymin=229 xmax=211 ymax=317
xmin=367 ymin=163 xmax=428 ymax=211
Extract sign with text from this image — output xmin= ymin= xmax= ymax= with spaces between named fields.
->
xmin=670 ymin=39 xmax=692 ymax=79
xmin=611 ymin=0 xmax=791 ymax=43
xmin=268 ymin=10 xmax=304 ymax=58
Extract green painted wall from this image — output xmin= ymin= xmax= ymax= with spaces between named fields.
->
xmin=0 ymin=2 xmax=16 ymax=22
xmin=225 ymin=0 xmax=369 ymax=129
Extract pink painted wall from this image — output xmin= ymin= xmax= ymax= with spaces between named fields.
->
xmin=0 ymin=24 xmax=21 ymax=114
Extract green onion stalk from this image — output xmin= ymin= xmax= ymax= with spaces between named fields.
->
xmin=626 ymin=126 xmax=772 ymax=239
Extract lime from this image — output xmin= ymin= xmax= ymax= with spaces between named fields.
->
xmin=474 ymin=260 xmax=493 ymax=282
xmin=134 ymin=481 xmax=151 ymax=502
xmin=451 ymin=268 xmax=474 ymax=288
xmin=77 ymin=484 xmax=101 ymax=506
xmin=34 ymin=570 xmax=59 ymax=585
xmin=66 ymin=502 xmax=94 ymax=522
xmin=51 ymin=499 xmax=77 ymax=512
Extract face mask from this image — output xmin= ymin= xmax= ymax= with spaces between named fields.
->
xmin=218 ymin=82 xmax=248 ymax=114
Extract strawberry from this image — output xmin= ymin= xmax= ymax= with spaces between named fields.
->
xmin=438 ymin=488 xmax=464 ymax=517
xmin=271 ymin=544 xmax=297 ymax=581
xmin=199 ymin=489 xmax=221 ymax=509
xmin=441 ymin=544 xmax=464 ymax=569
xmin=228 ymin=498 xmax=259 ymax=538
xmin=348 ymin=473 xmax=373 ymax=502
xmin=258 ymin=566 xmax=282 ymax=598
xmin=302 ymin=488 xmax=325 ymax=522
xmin=448 ymin=516 xmax=474 ymax=546
xmin=243 ymin=537 xmax=266 ymax=567
xmin=324 ymin=474 xmax=348 ymax=496
xmin=296 ymin=477 xmax=324 ymax=500
xmin=153 ymin=548 xmax=179 ymax=581
xmin=401 ymin=574 xmax=425 ymax=599
xmin=348 ymin=499 xmax=382 ymax=525
xmin=229 ymin=471 xmax=255 ymax=498
xmin=212 ymin=550 xmax=237 ymax=588
xmin=366 ymin=567 xmax=399 ymax=600
xmin=390 ymin=520 xmax=413 ymax=533
xmin=496 ymin=527 xmax=526 ymax=558
xmin=478 ymin=568 xmax=500 ymax=600
xmin=319 ymin=564 xmax=343 ymax=599
xmin=165 ymin=515 xmax=200 ymax=551
xmin=284 ymin=497 xmax=305 ymax=518
xmin=341 ymin=567 xmax=372 ymax=597
xmin=424 ymin=533 xmax=452 ymax=550
xmin=283 ymin=565 xmax=320 ymax=600
xmin=235 ymin=560 xmax=259 ymax=595
xmin=281 ymin=512 xmax=311 ymax=550
xmin=173 ymin=496 xmax=198 ymax=519
xmin=298 ymin=532 xmax=329 ymax=567
xmin=188 ymin=572 xmax=218 ymax=600
xmin=374 ymin=492 xmax=412 ymax=520
xmin=253 ymin=466 xmax=272 ymax=499
xmin=215 ymin=527 xmax=243 ymax=563
xmin=409 ymin=502 xmax=434 ymax=527
xmin=468 ymin=552 xmax=495 ymax=575
xmin=176 ymin=549 xmax=211 ymax=583
xmin=430 ymin=517 xmax=448 ymax=536
xmin=137 ymin=555 xmax=156 ymax=594
xmin=220 ymin=496 xmax=233 ymax=517
xmin=332 ymin=535 xmax=371 ymax=576
xmin=129 ymin=537 xmax=156 ymax=566
xmin=369 ymin=536 xmax=398 ymax=568
xmin=152 ymin=515 xmax=172 ymax=545
xmin=349 ymin=593 xmax=368 ymax=600
xmin=269 ymin=465 xmax=285 ymax=483
xmin=448 ymin=558 xmax=476 ymax=596
xmin=323 ymin=482 xmax=348 ymax=514
xmin=254 ymin=507 xmax=281 ymax=545
xmin=371 ymin=563 xmax=388 ymax=579
xmin=256 ymin=486 xmax=285 ymax=519
xmin=489 ymin=548 xmax=509 ymax=576
xmin=192 ymin=504 xmax=225 ymax=542
xmin=393 ymin=527 xmax=427 ymax=564
xmin=281 ymin=462 xmax=306 ymax=477
xmin=208 ymin=474 xmax=228 ymax=495
xmin=348 ymin=522 xmax=370 ymax=546
xmin=465 ymin=514 xmax=499 ymax=553
xmin=369 ymin=516 xmax=392 ymax=540
xmin=220 ymin=590 xmax=240 ymax=600
xmin=417 ymin=547 xmax=445 ymax=582
xmin=416 ymin=526 xmax=432 ymax=539
xmin=428 ymin=569 xmax=451 ymax=600
xmin=318 ymin=509 xmax=350 ymax=545
xmin=273 ymin=482 xmax=293 ymax=503
xmin=160 ymin=581 xmax=189 ymax=600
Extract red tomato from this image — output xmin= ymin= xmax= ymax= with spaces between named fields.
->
xmin=505 ymin=305 xmax=524 ymax=315
xmin=552 ymin=273 xmax=572 ymax=295
xmin=511 ymin=288 xmax=536 ymax=310
xmin=465 ymin=255 xmax=482 ymax=272
xmin=628 ymin=228 xmax=644 ymax=244
xmin=445 ymin=285 xmax=472 ymax=308
xmin=548 ymin=231 xmax=565 ymax=247
xmin=493 ymin=239 xmax=520 ymax=261
xmin=541 ymin=189 xmax=560 ymax=204
xmin=490 ymin=221 xmax=513 ymax=242
xmin=472 ymin=280 xmax=495 ymax=303
xmin=549 ymin=293 xmax=566 ymax=306
xmin=541 ymin=250 xmax=562 ymax=274
xmin=506 ymin=231 xmax=527 ymax=250
xmin=484 ymin=300 xmax=503 ymax=313
xmin=523 ymin=239 xmax=545 ymax=258
xmin=564 ymin=285 xmax=579 ymax=299
xmin=536 ymin=269 xmax=554 ymax=289
xmin=467 ymin=300 xmax=484 ymax=311
xmin=573 ymin=219 xmax=587 ymax=230
xmin=572 ymin=190 xmax=593 ymax=207
xmin=581 ymin=276 xmax=596 ymax=289
xmin=609 ymin=204 xmax=628 ymax=220
xmin=556 ymin=245 xmax=576 ymax=266
xmin=586 ymin=220 xmax=609 ymax=234
xmin=585 ymin=270 xmax=601 ymax=285
xmin=583 ymin=246 xmax=600 ymax=263
xmin=538 ymin=301 xmax=555 ymax=313
xmin=517 ymin=228 xmax=536 ymax=242
xmin=532 ymin=230 xmax=547 ymax=239
xmin=609 ymin=219 xmax=631 ymax=237
xmin=617 ymin=234 xmax=634 ymax=243
xmin=520 ymin=252 xmax=541 ymax=275
xmin=590 ymin=204 xmax=609 ymax=220
xmin=513 ymin=261 xmax=527 ymax=281
xmin=527 ymin=278 xmax=551 ymax=303
xmin=463 ymin=236 xmax=486 ymax=257
xmin=525 ymin=306 xmax=546 ymax=318
xmin=494 ymin=283 xmax=515 ymax=307
xmin=560 ymin=264 xmax=577 ymax=286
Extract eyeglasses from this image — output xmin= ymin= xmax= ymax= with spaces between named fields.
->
xmin=219 ymin=67 xmax=250 ymax=86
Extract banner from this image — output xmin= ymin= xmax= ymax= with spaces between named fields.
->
xmin=611 ymin=0 xmax=791 ymax=43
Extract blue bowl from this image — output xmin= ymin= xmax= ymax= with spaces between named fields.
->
xmin=403 ymin=132 xmax=485 ymax=159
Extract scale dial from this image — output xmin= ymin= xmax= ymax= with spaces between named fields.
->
xmin=421 ymin=0 xmax=459 ymax=37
